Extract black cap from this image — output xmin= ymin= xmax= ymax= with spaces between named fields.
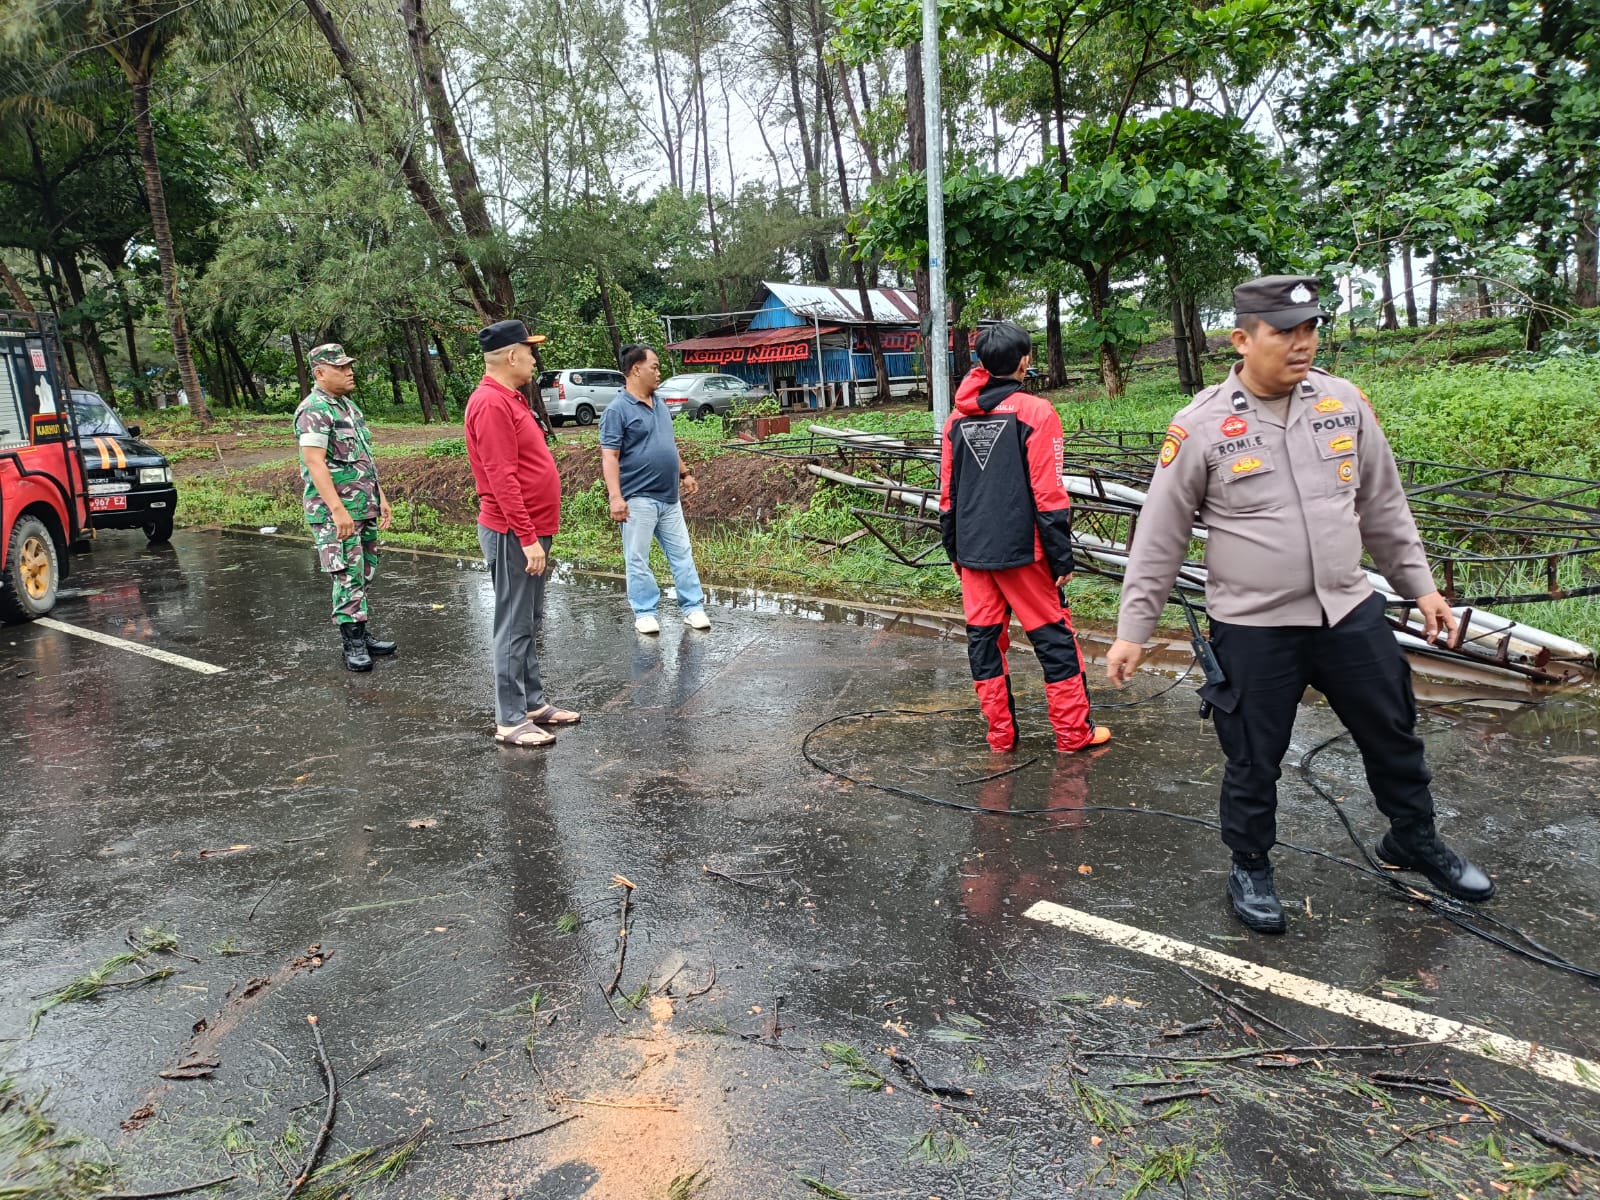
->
xmin=1233 ymin=275 xmax=1326 ymax=330
xmin=478 ymin=319 xmax=539 ymax=353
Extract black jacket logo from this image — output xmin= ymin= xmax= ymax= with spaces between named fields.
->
xmin=961 ymin=419 xmax=1007 ymax=470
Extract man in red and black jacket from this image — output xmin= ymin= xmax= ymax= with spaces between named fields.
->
xmin=939 ymin=321 xmax=1110 ymax=754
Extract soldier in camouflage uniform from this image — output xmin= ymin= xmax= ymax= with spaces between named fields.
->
xmin=295 ymin=343 xmax=396 ymax=671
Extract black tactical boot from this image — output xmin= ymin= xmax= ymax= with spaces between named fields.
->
xmin=359 ymin=623 xmax=397 ymax=656
xmin=340 ymin=622 xmax=372 ymax=672
xmin=1227 ymin=859 xmax=1287 ymax=934
xmin=1376 ymin=826 xmax=1495 ymax=902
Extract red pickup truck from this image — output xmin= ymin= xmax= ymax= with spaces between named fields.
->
xmin=0 ymin=313 xmax=88 ymax=622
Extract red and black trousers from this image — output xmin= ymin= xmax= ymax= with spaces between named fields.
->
xmin=960 ymin=558 xmax=1096 ymax=752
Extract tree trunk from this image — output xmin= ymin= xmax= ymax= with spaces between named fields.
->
xmin=1400 ymin=243 xmax=1418 ymax=328
xmin=127 ymin=77 xmax=208 ymax=422
xmin=1170 ymin=286 xmax=1198 ymax=395
xmin=225 ymin=336 xmax=260 ymax=406
xmin=950 ymin=296 xmax=970 ymax=394
xmin=52 ymin=252 xmax=116 ymax=403
xmin=834 ymin=60 xmax=880 ymax=188
xmin=1187 ymin=301 xmax=1206 ymax=384
xmin=388 ymin=348 xmax=405 ymax=410
xmin=1084 ymin=268 xmax=1124 ymax=399
xmin=0 ymin=259 xmax=31 ymax=310
xmin=116 ymin=278 xmax=144 ymax=404
xmin=685 ymin=21 xmax=727 ymax=311
xmin=904 ymin=43 xmax=934 ymax=396
xmin=779 ymin=0 xmax=829 ymax=281
xmin=1378 ymin=257 xmax=1398 ymax=330
xmin=1576 ymin=187 xmax=1598 ymax=309
xmin=813 ymin=0 xmax=888 ymax=404
xmin=1428 ymin=267 xmax=1439 ymax=325
xmin=290 ymin=328 xmax=311 ymax=399
xmin=401 ymin=0 xmax=515 ymax=316
xmin=1045 ymin=291 xmax=1066 ymax=389
xmin=1477 ymin=279 xmax=1492 ymax=318
xmin=640 ymin=0 xmax=679 ymax=191
xmin=597 ymin=269 xmax=623 ymax=364
xmin=399 ymin=321 xmax=432 ymax=424
xmin=431 ymin=332 xmax=454 ymax=379
xmin=302 ymin=0 xmax=498 ymax=320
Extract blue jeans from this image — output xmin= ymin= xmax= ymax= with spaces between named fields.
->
xmin=620 ymin=496 xmax=705 ymax=617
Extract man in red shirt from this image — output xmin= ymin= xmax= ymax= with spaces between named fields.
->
xmin=464 ymin=320 xmax=579 ymax=748
xmin=939 ymin=321 xmax=1110 ymax=754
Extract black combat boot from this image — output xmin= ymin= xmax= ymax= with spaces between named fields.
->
xmin=359 ymin=623 xmax=397 ymax=656
xmin=340 ymin=622 xmax=372 ymax=672
xmin=1227 ymin=857 xmax=1287 ymax=934
xmin=1375 ymin=825 xmax=1495 ymax=902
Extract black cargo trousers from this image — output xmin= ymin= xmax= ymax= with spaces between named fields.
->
xmin=1202 ymin=591 xmax=1435 ymax=856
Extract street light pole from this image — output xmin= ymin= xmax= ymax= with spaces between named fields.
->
xmin=922 ymin=0 xmax=950 ymax=434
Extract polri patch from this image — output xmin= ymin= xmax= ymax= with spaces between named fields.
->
xmin=1158 ymin=423 xmax=1187 ymax=468
xmin=1313 ymin=397 xmax=1344 ymax=413
xmin=1220 ymin=415 xmax=1248 ymax=437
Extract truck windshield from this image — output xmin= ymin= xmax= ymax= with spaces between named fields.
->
xmin=68 ymin=392 xmax=129 ymax=438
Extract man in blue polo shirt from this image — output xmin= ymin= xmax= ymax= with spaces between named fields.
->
xmin=599 ymin=344 xmax=711 ymax=634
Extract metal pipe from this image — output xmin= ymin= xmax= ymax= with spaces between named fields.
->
xmin=922 ymin=3 xmax=950 ymax=435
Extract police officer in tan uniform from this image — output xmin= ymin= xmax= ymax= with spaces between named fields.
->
xmin=1105 ymin=276 xmax=1493 ymax=934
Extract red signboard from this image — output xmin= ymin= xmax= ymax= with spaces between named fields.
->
xmin=852 ymin=330 xmax=920 ymax=354
xmin=748 ymin=341 xmax=811 ymax=363
xmin=683 ymin=348 xmax=745 ymax=365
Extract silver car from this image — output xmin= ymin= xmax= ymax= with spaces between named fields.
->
xmin=539 ymin=368 xmax=626 ymax=426
xmin=656 ymin=373 xmax=756 ymax=420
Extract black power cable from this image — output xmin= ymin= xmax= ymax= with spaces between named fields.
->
xmin=801 ymin=684 xmax=1600 ymax=986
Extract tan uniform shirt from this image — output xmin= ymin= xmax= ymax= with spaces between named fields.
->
xmin=1116 ymin=364 xmax=1435 ymax=644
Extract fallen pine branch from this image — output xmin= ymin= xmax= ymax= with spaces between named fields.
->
xmin=1082 ymin=1040 xmax=1445 ymax=1064
xmin=284 ymin=1015 xmax=336 ymax=1200
xmin=1367 ymin=1075 xmax=1600 ymax=1161
xmin=882 ymin=1049 xmax=973 ymax=1099
xmin=97 ymin=1175 xmax=237 ymax=1199
xmin=451 ymin=1113 xmax=580 ymax=1149
xmin=1176 ymin=966 xmax=1306 ymax=1043
xmin=607 ymin=875 xmax=634 ymax=997
xmin=1140 ymin=1088 xmax=1209 ymax=1106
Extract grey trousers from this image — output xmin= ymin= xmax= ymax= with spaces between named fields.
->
xmin=479 ymin=526 xmax=552 ymax=726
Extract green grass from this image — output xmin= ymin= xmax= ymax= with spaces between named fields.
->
xmin=1122 ymin=1142 xmax=1206 ymax=1199
xmin=0 ymin=1080 xmax=112 ymax=1199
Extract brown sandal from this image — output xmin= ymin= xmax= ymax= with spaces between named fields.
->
xmin=495 ymin=720 xmax=556 ymax=747
xmin=527 ymin=704 xmax=581 ymax=726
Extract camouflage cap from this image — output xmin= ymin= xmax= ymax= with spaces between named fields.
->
xmin=1233 ymin=275 xmax=1328 ymax=330
xmin=308 ymin=343 xmax=356 ymax=368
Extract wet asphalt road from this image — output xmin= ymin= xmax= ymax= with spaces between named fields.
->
xmin=3 ymin=530 xmax=1599 ymax=1199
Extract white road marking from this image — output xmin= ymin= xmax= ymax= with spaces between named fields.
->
xmin=35 ymin=618 xmax=227 ymax=676
xmin=1023 ymin=900 xmax=1600 ymax=1096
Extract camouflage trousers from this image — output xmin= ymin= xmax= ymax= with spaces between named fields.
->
xmin=311 ymin=519 xmax=380 ymax=625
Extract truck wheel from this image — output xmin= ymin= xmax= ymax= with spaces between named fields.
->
xmin=145 ymin=512 xmax=175 ymax=543
xmin=0 ymin=515 xmax=60 ymax=622
xmin=576 ymin=404 xmax=596 ymax=426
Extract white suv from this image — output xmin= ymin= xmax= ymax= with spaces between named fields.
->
xmin=538 ymin=369 xmax=626 ymax=426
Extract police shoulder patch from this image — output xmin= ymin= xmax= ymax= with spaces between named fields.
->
xmin=1159 ymin=435 xmax=1181 ymax=467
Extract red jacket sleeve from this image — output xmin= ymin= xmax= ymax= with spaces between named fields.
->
xmin=938 ymin=410 xmax=959 ymax=564
xmin=1026 ymin=397 xmax=1075 ymax=577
